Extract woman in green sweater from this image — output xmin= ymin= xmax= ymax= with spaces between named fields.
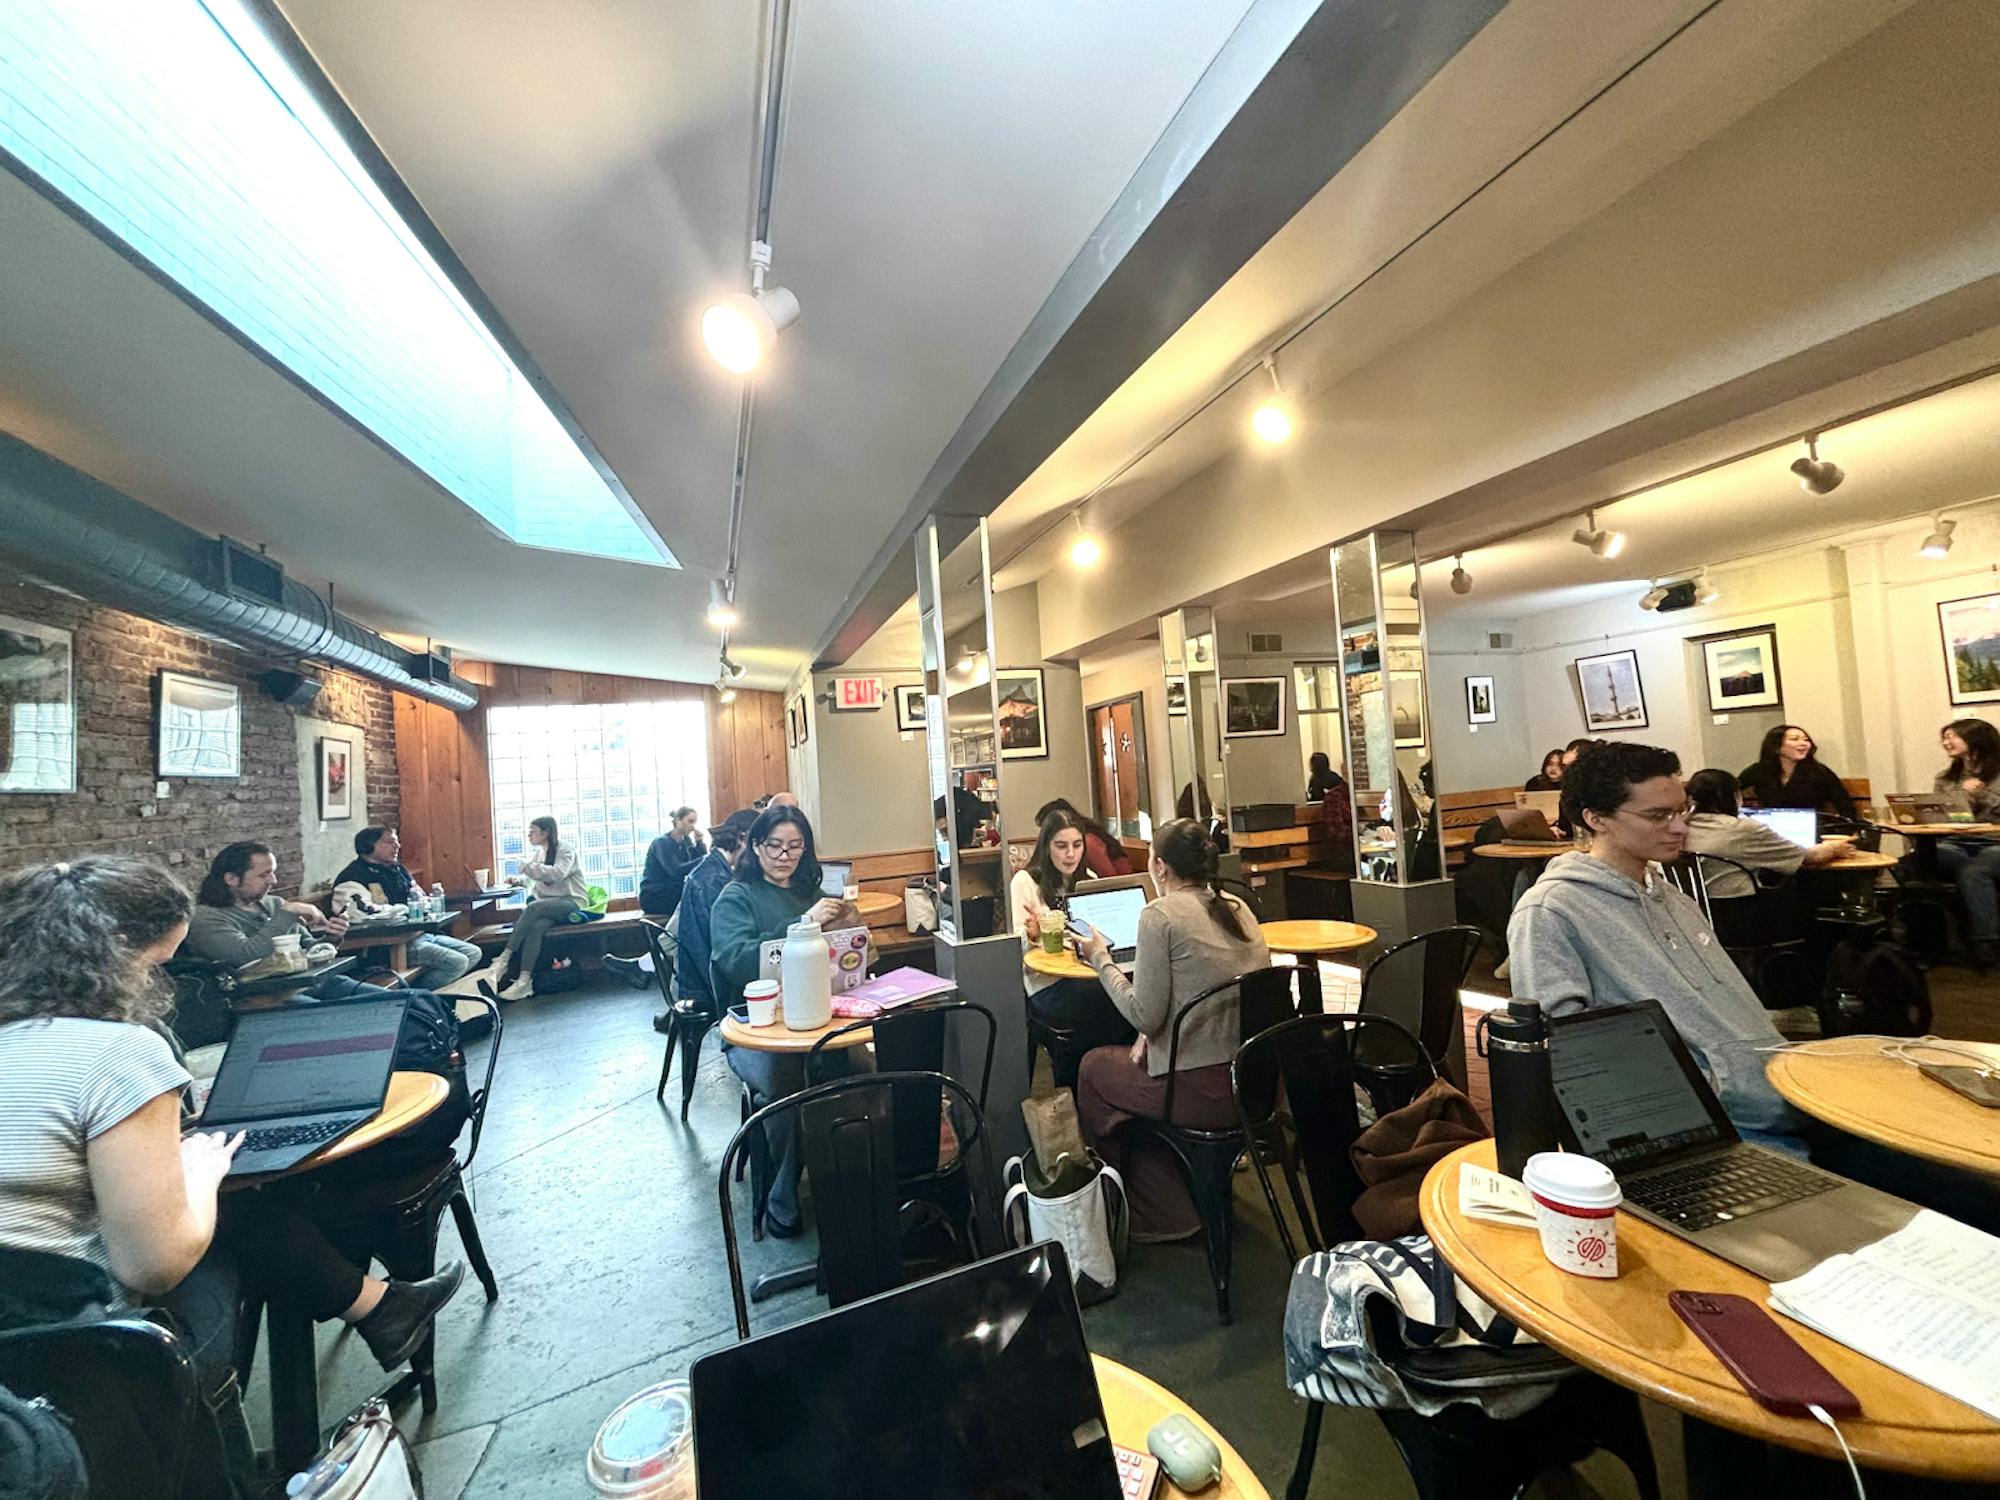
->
xmin=713 ymin=803 xmax=859 ymax=1237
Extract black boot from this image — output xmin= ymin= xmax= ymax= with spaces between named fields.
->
xmin=603 ymin=954 xmax=651 ymax=990
xmin=355 ymin=1263 xmax=468 ymax=1370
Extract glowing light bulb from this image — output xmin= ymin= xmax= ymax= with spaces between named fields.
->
xmin=1251 ymin=400 xmax=1294 ymax=444
xmin=1068 ymin=532 xmax=1103 ymax=569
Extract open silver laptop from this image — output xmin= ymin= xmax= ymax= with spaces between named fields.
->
xmin=1550 ymin=1001 xmax=1915 ymax=1281
xmin=198 ymin=993 xmax=409 ymax=1176
xmin=1065 ymin=884 xmax=1148 ymax=968
xmin=1498 ymin=806 xmax=1566 ymax=843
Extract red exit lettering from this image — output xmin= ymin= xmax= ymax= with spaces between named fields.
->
xmin=834 ymin=676 xmax=883 ymax=710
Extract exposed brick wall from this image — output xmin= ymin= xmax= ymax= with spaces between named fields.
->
xmin=0 ymin=580 xmax=399 ymax=897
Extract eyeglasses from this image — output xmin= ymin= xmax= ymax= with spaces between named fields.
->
xmin=1615 ymin=803 xmax=1692 ymax=827
xmin=759 ymin=839 xmax=806 ymax=857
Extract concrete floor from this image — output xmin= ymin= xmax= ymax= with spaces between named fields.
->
xmin=237 ymin=949 xmax=1998 ymax=1497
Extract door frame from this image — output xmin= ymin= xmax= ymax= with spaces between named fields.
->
xmin=1084 ymin=691 xmax=1151 ymax=837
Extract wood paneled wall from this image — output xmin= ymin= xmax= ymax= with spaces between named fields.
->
xmin=393 ymin=660 xmax=787 ymax=891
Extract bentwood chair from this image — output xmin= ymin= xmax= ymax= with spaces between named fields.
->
xmin=1232 ymin=1013 xmax=1660 ymax=1500
xmin=716 ymin=1071 xmax=993 ymax=1338
xmin=1115 ymin=963 xmax=1322 ymax=1323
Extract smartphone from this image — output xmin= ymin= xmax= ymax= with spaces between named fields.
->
xmin=1918 ymin=1062 xmax=2000 ymax=1108
xmin=1669 ymin=1291 xmax=1860 ymax=1417
xmin=1066 ymin=915 xmax=1093 ymax=941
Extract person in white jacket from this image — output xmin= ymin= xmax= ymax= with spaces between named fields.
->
xmin=498 ymin=815 xmax=589 ymax=999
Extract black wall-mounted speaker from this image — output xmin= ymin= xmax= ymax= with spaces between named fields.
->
xmin=259 ymin=669 xmax=322 ymax=709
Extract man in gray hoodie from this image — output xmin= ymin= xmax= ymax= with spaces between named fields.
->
xmin=1508 ymin=741 xmax=1805 ymax=1151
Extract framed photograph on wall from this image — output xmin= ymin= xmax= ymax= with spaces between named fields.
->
xmin=157 ymin=671 xmax=241 ymax=777
xmin=1938 ymin=592 xmax=2000 ymax=706
xmin=1165 ymin=676 xmax=1188 ymax=716
xmin=996 ymin=668 xmax=1049 ymax=760
xmin=1390 ymin=671 xmax=1427 ymax=747
xmin=1574 ymin=648 xmax=1649 ymax=732
xmin=894 ymin=682 xmax=926 ymax=731
xmin=1464 ymin=674 xmax=1496 ymax=725
xmin=794 ymin=695 xmax=809 ymax=746
xmin=0 ymin=615 xmax=75 ymax=793
xmin=1699 ymin=625 xmax=1782 ymax=712
xmin=1222 ymin=675 xmax=1286 ymax=738
xmin=785 ymin=702 xmax=798 ymax=748
xmin=318 ymin=734 xmax=354 ymax=820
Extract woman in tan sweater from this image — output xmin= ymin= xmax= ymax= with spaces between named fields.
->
xmin=1074 ymin=819 xmax=1268 ymax=1239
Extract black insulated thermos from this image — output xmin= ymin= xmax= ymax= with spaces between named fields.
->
xmin=1478 ymin=999 xmax=1561 ymax=1179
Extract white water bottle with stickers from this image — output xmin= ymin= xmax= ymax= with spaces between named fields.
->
xmin=779 ymin=919 xmax=832 ymax=1031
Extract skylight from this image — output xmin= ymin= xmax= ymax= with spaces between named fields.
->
xmin=0 ymin=0 xmax=675 ymax=568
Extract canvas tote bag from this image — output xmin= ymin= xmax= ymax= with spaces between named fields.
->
xmin=1002 ymin=1150 xmax=1128 ymax=1305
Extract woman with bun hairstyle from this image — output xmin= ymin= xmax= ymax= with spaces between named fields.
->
xmin=1073 ymin=818 xmax=1268 ymax=1239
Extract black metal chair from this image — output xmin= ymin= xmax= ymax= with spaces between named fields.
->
xmin=0 ymin=1317 xmax=198 ymax=1499
xmin=1356 ymin=925 xmax=1482 ymax=1094
xmin=716 ymin=1070 xmax=993 ymax=1337
xmin=1233 ymin=1012 xmax=1660 ymax=1500
xmin=237 ymin=993 xmax=504 ymax=1471
xmin=807 ymin=1000 xmax=995 ymax=1261
xmin=1669 ymin=854 xmax=1816 ymax=1010
xmin=649 ymin=918 xmax=720 ymax=1120
xmin=1114 ymin=963 xmax=1323 ymax=1324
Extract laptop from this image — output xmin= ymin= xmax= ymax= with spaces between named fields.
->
xmin=818 ymin=860 xmax=853 ymax=897
xmin=1743 ymin=807 xmax=1817 ymax=849
xmin=198 ymin=993 xmax=410 ymax=1176
xmin=1549 ymin=1001 xmax=1916 ymax=1281
xmin=1074 ymin=872 xmax=1157 ymax=902
xmin=690 ymin=1242 xmax=1120 ymax=1498
xmin=1066 ymin=885 xmax=1149 ymax=966
xmin=1497 ymin=806 xmax=1566 ymax=843
xmin=1516 ymin=790 xmax=1562 ymax=821
xmin=1885 ymin=789 xmax=1974 ymax=825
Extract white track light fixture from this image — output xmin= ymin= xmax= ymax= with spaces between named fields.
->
xmin=1639 ymin=580 xmax=1670 ymax=610
xmin=1920 ymin=517 xmax=1956 ymax=559
xmin=1571 ymin=509 xmax=1627 ymax=560
xmin=1449 ymin=555 xmax=1473 ymax=595
xmin=720 ymin=654 xmax=747 ymax=681
xmin=706 ymin=578 xmax=740 ymax=631
xmin=1791 ymin=436 xmax=1844 ymax=495
xmin=1697 ymin=573 xmax=1720 ymax=605
xmin=1250 ymin=355 xmax=1296 ymax=445
xmin=715 ymin=678 xmax=738 ymax=704
xmin=1067 ymin=510 xmax=1104 ymax=569
xmin=701 ymin=241 xmax=800 ymax=375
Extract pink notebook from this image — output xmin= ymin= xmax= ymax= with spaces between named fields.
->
xmin=829 ymin=967 xmax=955 ymax=1019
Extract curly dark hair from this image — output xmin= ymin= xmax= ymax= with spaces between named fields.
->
xmin=197 ymin=840 xmax=271 ymax=907
xmin=1151 ymin=817 xmax=1249 ymax=942
xmin=1560 ymin=742 xmax=1682 ymax=836
xmin=0 ymin=857 xmax=191 ymax=1026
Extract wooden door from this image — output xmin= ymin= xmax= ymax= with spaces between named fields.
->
xmin=1090 ymin=705 xmax=1119 ymax=829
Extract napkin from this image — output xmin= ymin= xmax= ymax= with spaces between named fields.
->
xmin=1458 ymin=1163 xmax=1538 ymax=1227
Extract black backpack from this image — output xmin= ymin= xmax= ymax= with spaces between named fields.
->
xmin=1819 ymin=939 xmax=1931 ymax=1037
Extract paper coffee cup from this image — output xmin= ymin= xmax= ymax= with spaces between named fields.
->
xmin=1522 ymin=1152 xmax=1621 ymax=1278
xmin=272 ymin=932 xmax=305 ymax=972
xmin=743 ymin=980 xmax=780 ymax=1028
xmin=475 ymin=868 xmax=491 ymax=888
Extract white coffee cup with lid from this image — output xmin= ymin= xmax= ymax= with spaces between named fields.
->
xmin=271 ymin=932 xmax=305 ymax=972
xmin=1522 ymin=1152 xmax=1621 ymax=1278
xmin=743 ymin=979 xmax=780 ymax=1028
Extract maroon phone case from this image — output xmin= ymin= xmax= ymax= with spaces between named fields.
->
xmin=1669 ymin=1291 xmax=1861 ymax=1417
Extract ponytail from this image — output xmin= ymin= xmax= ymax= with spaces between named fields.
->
xmin=1151 ymin=818 xmax=1249 ymax=943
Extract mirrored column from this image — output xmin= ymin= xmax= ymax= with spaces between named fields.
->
xmin=1159 ymin=605 xmax=1225 ymax=834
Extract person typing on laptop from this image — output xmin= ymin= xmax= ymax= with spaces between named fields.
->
xmin=1683 ymin=769 xmax=1842 ymax=901
xmin=1508 ymin=743 xmax=1809 ymax=1153
xmin=1074 ymin=819 xmax=1268 ymax=1240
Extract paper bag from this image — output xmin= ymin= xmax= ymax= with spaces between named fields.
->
xmin=1020 ymin=1049 xmax=1087 ymax=1178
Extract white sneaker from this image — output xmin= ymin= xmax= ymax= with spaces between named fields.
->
xmin=1494 ymin=956 xmax=1512 ymax=982
xmin=499 ymin=975 xmax=535 ymax=1002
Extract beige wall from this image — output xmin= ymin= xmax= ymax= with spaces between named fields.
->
xmin=1424 ymin=616 xmax=1535 ymax=793
xmin=793 ymin=669 xmax=933 ymax=857
xmin=992 ymin=582 xmax=1091 ymax=846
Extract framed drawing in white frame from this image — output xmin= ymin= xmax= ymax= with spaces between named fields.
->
xmin=0 ymin=615 xmax=75 ymax=793
xmin=1222 ymin=676 xmax=1286 ymax=738
xmin=1939 ymin=592 xmax=2000 ymax=706
xmin=1574 ymin=649 xmax=1648 ymax=732
xmin=1390 ymin=671 xmax=1427 ymax=748
xmin=1699 ymin=625 xmax=1782 ymax=712
xmin=1464 ymin=674 xmax=1496 ymax=725
xmin=318 ymin=734 xmax=354 ymax=820
xmin=157 ymin=671 xmax=241 ymax=778
xmin=894 ymin=683 xmax=927 ymax=731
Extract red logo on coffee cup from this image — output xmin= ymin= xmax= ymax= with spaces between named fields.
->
xmin=1575 ymin=1234 xmax=1608 ymax=1264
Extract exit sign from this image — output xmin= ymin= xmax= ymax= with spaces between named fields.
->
xmin=831 ymin=676 xmax=884 ymax=711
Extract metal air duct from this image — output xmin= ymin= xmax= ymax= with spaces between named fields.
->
xmin=0 ymin=432 xmax=478 ymax=710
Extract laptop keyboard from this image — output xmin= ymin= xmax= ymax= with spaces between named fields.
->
xmin=242 ymin=1118 xmax=352 ymax=1154
xmin=1625 ymin=1150 xmax=1843 ymax=1232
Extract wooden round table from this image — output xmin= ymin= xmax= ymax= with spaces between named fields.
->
xmin=1821 ymin=846 xmax=1898 ymax=872
xmin=1768 ymin=1040 xmax=2000 ymax=1177
xmin=852 ymin=890 xmax=901 ymax=918
xmin=1443 ymin=827 xmax=1477 ymax=851
xmin=1470 ymin=841 xmax=1573 ymax=861
xmin=1091 ymin=1355 xmax=1268 ymax=1499
xmin=1025 ymin=944 xmax=1097 ymax=981
xmin=1420 ymin=1140 xmax=2000 ymax=1477
xmin=1876 ymin=822 xmax=2000 ymax=839
xmin=720 ymin=1011 xmax=874 ymax=1053
xmin=1258 ymin=919 xmax=1377 ymax=955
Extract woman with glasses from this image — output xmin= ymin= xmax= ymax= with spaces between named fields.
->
xmin=709 ymin=803 xmax=859 ymax=1237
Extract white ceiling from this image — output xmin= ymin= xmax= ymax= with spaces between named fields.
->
xmin=0 ymin=0 xmax=1256 ymax=686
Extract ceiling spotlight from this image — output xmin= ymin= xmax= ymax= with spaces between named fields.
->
xmin=700 ymin=241 xmax=801 ymax=375
xmin=1067 ymin=511 xmax=1104 ymax=569
xmin=1697 ymin=574 xmax=1720 ymax=604
xmin=1920 ymin=517 xmax=1956 ymax=559
xmin=705 ymin=578 xmax=740 ymax=631
xmin=1449 ymin=555 xmax=1473 ymax=595
xmin=714 ymin=679 xmax=738 ymax=704
xmin=1249 ymin=354 xmax=1296 ymax=445
xmin=1791 ymin=436 xmax=1844 ymax=495
xmin=720 ymin=654 xmax=747 ymax=681
xmin=1639 ymin=580 xmax=1670 ymax=610
xmin=1571 ymin=509 xmax=1627 ymax=559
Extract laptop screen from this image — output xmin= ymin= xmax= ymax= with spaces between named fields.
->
xmin=1549 ymin=1003 xmax=1731 ymax=1168
xmin=690 ymin=1243 xmax=1116 ymax=1496
xmin=202 ymin=996 xmax=408 ymax=1126
xmin=1066 ymin=886 xmax=1148 ymax=951
xmin=1743 ymin=808 xmax=1817 ymax=849
xmin=819 ymin=861 xmax=852 ymax=897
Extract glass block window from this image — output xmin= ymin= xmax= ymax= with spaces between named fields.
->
xmin=487 ymin=701 xmax=709 ymax=901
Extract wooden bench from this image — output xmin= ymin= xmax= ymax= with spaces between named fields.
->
xmin=467 ymin=904 xmax=650 ymax=963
